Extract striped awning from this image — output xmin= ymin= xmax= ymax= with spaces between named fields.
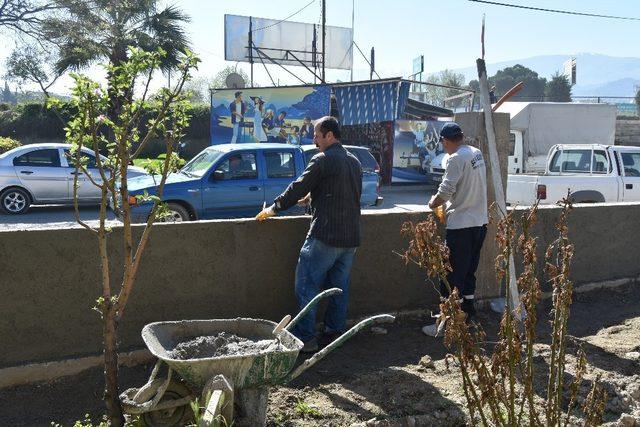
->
xmin=334 ymin=80 xmax=406 ymax=126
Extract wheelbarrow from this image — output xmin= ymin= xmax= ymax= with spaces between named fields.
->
xmin=120 ymin=288 xmax=395 ymax=426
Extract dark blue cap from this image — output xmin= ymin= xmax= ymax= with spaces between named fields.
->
xmin=439 ymin=122 xmax=463 ymax=141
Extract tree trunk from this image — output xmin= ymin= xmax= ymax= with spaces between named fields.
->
xmin=104 ymin=305 xmax=124 ymax=426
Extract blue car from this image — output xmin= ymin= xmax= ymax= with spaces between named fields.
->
xmin=122 ymin=143 xmax=383 ymax=222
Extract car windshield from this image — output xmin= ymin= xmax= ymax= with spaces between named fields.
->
xmin=180 ymin=149 xmax=224 ymax=177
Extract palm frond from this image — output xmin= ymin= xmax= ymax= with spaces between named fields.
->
xmin=54 ymin=40 xmax=107 ymax=73
xmin=141 ymin=5 xmax=191 ymax=71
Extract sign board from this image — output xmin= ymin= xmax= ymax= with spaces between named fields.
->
xmin=563 ymin=57 xmax=576 ymax=86
xmin=210 ymin=85 xmax=331 ymax=145
xmin=224 ymin=14 xmax=353 ymax=70
xmin=412 ymin=55 xmax=424 ymax=75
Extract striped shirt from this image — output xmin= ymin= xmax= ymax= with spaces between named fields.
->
xmin=274 ymin=143 xmax=362 ymax=247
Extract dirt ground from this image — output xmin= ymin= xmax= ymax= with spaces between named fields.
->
xmin=1 ymin=282 xmax=639 ymax=427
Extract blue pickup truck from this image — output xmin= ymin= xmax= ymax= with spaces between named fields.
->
xmin=123 ymin=143 xmax=383 ymax=222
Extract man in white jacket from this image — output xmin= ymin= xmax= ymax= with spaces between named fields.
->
xmin=423 ymin=122 xmax=488 ymax=337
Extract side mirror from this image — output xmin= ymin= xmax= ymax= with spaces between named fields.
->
xmin=212 ymin=170 xmax=226 ymax=181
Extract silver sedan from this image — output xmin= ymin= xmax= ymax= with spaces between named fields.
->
xmin=0 ymin=143 xmax=147 ymax=214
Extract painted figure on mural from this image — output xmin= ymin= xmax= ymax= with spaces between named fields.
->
xmin=288 ymin=126 xmax=300 ymax=145
xmin=229 ymin=91 xmax=245 ymax=143
xmin=251 ymin=96 xmax=268 ymax=142
xmin=300 ymin=116 xmax=314 ymax=141
xmin=412 ymin=123 xmax=429 ymax=174
xmin=273 ymin=111 xmax=289 ymax=142
xmin=262 ymin=109 xmax=275 ymax=132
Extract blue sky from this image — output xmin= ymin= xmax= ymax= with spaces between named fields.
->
xmin=2 ymin=0 xmax=639 ymax=93
xmin=180 ymin=0 xmax=639 ymax=85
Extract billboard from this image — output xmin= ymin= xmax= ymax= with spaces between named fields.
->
xmin=412 ymin=55 xmax=424 ymax=74
xmin=224 ymin=14 xmax=353 ymax=70
xmin=211 ymin=85 xmax=331 ymax=145
xmin=392 ymin=119 xmax=449 ymax=183
xmin=563 ymin=57 xmax=576 ymax=86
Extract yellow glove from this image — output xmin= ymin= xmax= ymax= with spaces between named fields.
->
xmin=434 ymin=205 xmax=446 ymax=224
xmin=256 ymin=204 xmax=276 ymax=221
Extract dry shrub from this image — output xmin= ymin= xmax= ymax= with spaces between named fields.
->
xmin=401 ymin=197 xmax=607 ymax=426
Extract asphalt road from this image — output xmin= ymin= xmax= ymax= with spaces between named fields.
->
xmin=0 ymin=185 xmax=436 ymax=231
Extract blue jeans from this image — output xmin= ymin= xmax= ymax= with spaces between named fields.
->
xmin=291 ymin=237 xmax=357 ymax=343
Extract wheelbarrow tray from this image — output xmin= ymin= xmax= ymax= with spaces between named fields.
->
xmin=142 ymin=318 xmax=303 ymax=390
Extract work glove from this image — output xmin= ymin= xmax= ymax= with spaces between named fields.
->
xmin=256 ymin=204 xmax=276 ymax=221
xmin=428 ymin=196 xmax=445 ymax=224
xmin=297 ymin=194 xmax=310 ymax=207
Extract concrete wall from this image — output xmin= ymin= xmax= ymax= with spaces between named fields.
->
xmin=0 ymin=212 xmax=429 ymax=368
xmin=3 ymin=202 xmax=640 ymax=368
xmin=616 ymin=119 xmax=640 ymax=146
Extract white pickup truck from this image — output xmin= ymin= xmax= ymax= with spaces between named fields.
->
xmin=507 ymin=144 xmax=640 ymax=206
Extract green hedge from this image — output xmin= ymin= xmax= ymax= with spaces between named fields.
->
xmin=0 ymin=101 xmax=210 ymax=141
xmin=0 ymin=103 xmax=76 ymax=139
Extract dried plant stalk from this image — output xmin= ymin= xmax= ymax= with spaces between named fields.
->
xmin=401 ymin=196 xmax=607 ymax=427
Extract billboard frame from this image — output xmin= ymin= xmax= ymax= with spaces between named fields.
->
xmin=224 ymin=14 xmax=353 ymax=86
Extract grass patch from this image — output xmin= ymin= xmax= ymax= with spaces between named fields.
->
xmin=295 ymin=399 xmax=322 ymax=418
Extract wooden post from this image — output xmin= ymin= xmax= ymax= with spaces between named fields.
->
xmin=200 ymin=375 xmax=234 ymax=427
xmin=476 ymin=58 xmax=521 ymax=319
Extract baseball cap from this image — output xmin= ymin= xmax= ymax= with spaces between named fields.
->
xmin=439 ymin=122 xmax=463 ymax=141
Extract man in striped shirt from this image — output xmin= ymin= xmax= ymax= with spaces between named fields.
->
xmin=256 ymin=116 xmax=363 ymax=352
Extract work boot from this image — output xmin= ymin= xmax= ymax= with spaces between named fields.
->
xmin=461 ymin=298 xmax=476 ymax=322
xmin=422 ymin=314 xmax=446 ymax=337
xmin=300 ymin=338 xmax=318 ymax=353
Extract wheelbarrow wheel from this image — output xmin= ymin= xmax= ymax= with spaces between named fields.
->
xmin=140 ymin=379 xmax=194 ymax=427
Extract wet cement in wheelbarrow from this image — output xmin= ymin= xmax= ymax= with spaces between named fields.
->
xmin=169 ymin=332 xmax=284 ymax=359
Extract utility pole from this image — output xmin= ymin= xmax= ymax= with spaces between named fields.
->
xmin=312 ymin=25 xmax=317 ymax=84
xmin=249 ymin=17 xmax=254 ymax=87
xmin=322 ymin=0 xmax=326 ymax=83
xmin=350 ymin=0 xmax=355 ymax=82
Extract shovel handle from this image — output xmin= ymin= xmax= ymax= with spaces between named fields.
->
xmin=272 ymin=314 xmax=291 ymax=336
xmin=285 ymin=288 xmax=342 ymax=332
xmin=287 ymin=314 xmax=396 ymax=381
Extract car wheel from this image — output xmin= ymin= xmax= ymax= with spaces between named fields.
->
xmin=162 ymin=203 xmax=190 ymax=222
xmin=1 ymin=188 xmax=31 ymax=215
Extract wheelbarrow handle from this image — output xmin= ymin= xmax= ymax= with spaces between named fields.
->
xmin=286 ymin=314 xmax=395 ymax=381
xmin=285 ymin=287 xmax=342 ymax=332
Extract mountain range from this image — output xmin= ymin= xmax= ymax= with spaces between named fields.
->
xmin=445 ymin=53 xmax=640 ymax=97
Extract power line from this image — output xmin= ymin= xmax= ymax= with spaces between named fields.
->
xmin=252 ymin=0 xmax=317 ymax=32
xmin=468 ymin=0 xmax=640 ymax=21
